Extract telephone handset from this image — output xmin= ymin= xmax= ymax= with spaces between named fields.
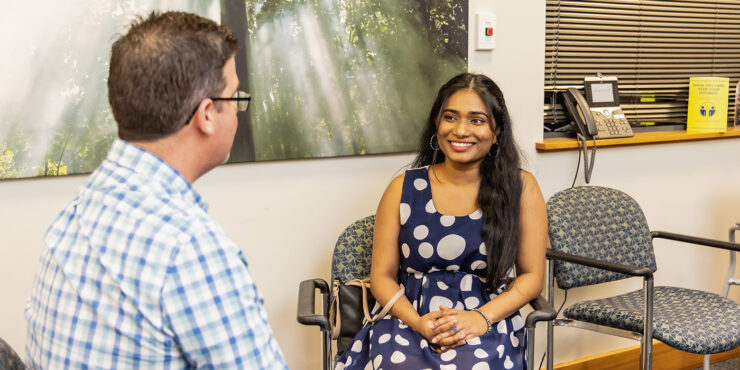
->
xmin=563 ymin=87 xmax=599 ymax=139
xmin=562 ymin=76 xmax=634 ymax=140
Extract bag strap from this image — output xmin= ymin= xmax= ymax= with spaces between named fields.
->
xmin=347 ymin=278 xmax=404 ymax=323
xmin=329 ymin=280 xmax=341 ymax=339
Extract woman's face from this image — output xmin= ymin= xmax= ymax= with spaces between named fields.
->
xmin=435 ymin=89 xmax=496 ymax=166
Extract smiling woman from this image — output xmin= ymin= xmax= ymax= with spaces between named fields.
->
xmin=332 ymin=73 xmax=548 ymax=369
xmin=435 ymin=89 xmax=496 ymax=166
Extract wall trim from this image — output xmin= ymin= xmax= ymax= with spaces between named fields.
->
xmin=552 ymin=342 xmax=739 ymax=370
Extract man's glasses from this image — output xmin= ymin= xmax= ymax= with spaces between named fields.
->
xmin=183 ymin=90 xmax=251 ymax=126
xmin=212 ymin=90 xmax=251 ymax=112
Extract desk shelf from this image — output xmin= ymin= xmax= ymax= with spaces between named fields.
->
xmin=536 ymin=127 xmax=740 ymax=152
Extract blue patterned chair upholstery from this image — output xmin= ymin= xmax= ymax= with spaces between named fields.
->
xmin=298 ymin=215 xmax=556 ymax=370
xmin=545 ymin=186 xmax=740 ymax=370
xmin=0 ymin=336 xmax=24 ymax=370
xmin=331 ymin=215 xmax=375 ymax=284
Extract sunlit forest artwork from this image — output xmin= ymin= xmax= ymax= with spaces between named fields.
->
xmin=0 ymin=0 xmax=466 ymax=180
xmin=0 ymin=1 xmax=219 ymax=180
xmin=229 ymin=0 xmax=467 ymax=162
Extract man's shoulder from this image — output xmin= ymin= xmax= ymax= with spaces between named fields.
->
xmin=64 ymin=165 xmax=213 ymax=241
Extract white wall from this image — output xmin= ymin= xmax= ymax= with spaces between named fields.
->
xmin=1 ymin=1 xmax=739 ymax=369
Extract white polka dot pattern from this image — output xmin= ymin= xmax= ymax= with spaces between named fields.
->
xmin=510 ymin=331 xmax=519 ymax=347
xmin=465 ymin=296 xmax=480 ymax=309
xmin=378 ymin=334 xmax=390 ymax=344
xmin=418 ymin=242 xmax=434 ymax=258
xmin=440 ymin=349 xmax=457 ymax=361
xmin=414 ymin=225 xmax=429 ymax=240
xmin=394 ymin=335 xmax=409 ymax=346
xmin=504 ymin=355 xmax=514 ymax=369
xmin=373 ymin=355 xmax=382 ymax=368
xmin=351 ymin=340 xmax=362 ymax=352
xmin=429 ymin=295 xmax=453 ymax=310
xmin=497 ymin=320 xmax=507 ymax=334
xmin=391 ymin=351 xmax=406 ymax=363
xmin=400 ymin=203 xmax=411 ymax=225
xmin=472 ymin=362 xmax=490 ymax=370
xmin=414 ymin=178 xmax=428 ymax=190
xmin=460 ymin=275 xmax=473 ymax=291
xmin=467 ymin=337 xmax=482 ymax=345
xmin=440 ymin=215 xmax=455 ymax=227
xmin=425 ymin=199 xmax=436 ymax=213
xmin=437 ymin=234 xmax=466 ymax=260
xmin=511 ymin=315 xmax=524 ymax=331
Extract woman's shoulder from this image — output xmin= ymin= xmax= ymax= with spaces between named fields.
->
xmin=518 ymin=169 xmax=537 ymax=183
xmin=389 ymin=167 xmax=427 ymax=187
xmin=518 ymin=169 xmax=544 ymax=198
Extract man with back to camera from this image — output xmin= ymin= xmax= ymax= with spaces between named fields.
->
xmin=25 ymin=11 xmax=288 ymax=369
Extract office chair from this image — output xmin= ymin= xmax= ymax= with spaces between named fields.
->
xmin=701 ymin=223 xmax=740 ymax=369
xmin=545 ymin=186 xmax=740 ymax=370
xmin=0 ymin=336 xmax=24 ymax=370
xmin=297 ymin=215 xmax=557 ymax=370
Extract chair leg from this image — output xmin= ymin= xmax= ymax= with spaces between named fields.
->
xmin=547 ymin=259 xmax=555 ymax=370
xmin=527 ymin=327 xmax=535 ymax=370
xmin=323 ymin=330 xmax=332 ymax=370
xmin=703 ymin=354 xmax=710 ymax=370
xmin=641 ymin=277 xmax=655 ymax=370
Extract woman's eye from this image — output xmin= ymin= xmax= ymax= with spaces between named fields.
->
xmin=443 ymin=114 xmax=457 ymax=121
xmin=470 ymin=118 xmax=486 ymax=125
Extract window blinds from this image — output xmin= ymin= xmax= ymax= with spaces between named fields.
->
xmin=544 ymin=0 xmax=740 ymax=129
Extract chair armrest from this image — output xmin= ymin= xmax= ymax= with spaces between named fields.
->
xmin=525 ymin=295 xmax=557 ymax=328
xmin=651 ymin=231 xmax=740 ymax=252
xmin=546 ymin=249 xmax=654 ymax=277
xmin=297 ymin=278 xmax=331 ymax=331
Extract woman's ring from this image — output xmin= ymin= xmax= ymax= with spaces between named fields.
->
xmin=451 ymin=326 xmax=458 ymax=334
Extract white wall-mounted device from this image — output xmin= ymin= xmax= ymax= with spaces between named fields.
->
xmin=475 ymin=12 xmax=496 ymax=51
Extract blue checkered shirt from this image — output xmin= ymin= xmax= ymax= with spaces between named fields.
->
xmin=25 ymin=139 xmax=288 ymax=369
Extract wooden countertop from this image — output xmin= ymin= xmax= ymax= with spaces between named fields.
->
xmin=536 ymin=126 xmax=740 ymax=152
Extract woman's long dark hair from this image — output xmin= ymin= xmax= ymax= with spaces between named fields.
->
xmin=412 ymin=73 xmax=522 ymax=288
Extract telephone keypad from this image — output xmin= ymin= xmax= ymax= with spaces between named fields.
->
xmin=592 ymin=108 xmax=633 ymax=139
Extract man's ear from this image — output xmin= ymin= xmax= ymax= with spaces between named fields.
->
xmin=192 ymin=99 xmax=216 ymax=136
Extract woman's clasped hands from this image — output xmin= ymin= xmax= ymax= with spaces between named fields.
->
xmin=415 ymin=306 xmax=490 ymax=353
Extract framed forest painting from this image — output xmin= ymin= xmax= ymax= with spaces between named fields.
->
xmin=0 ymin=0 xmax=467 ymax=179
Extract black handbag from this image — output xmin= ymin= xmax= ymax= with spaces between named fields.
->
xmin=329 ymin=279 xmax=404 ymax=343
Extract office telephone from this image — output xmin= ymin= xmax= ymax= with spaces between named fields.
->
xmin=562 ymin=76 xmax=634 ymax=139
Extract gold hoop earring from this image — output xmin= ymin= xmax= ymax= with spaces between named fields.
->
xmin=429 ymin=135 xmax=440 ymax=151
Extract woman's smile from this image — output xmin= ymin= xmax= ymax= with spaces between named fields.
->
xmin=449 ymin=140 xmax=474 ymax=152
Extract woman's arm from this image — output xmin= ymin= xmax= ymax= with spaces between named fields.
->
xmin=432 ymin=171 xmax=548 ymax=346
xmin=371 ymin=174 xmax=442 ymax=341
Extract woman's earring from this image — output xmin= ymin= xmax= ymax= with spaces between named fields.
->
xmin=429 ymin=135 xmax=440 ymax=150
xmin=430 ymin=135 xmax=440 ymax=165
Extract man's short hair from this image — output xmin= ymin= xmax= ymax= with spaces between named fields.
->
xmin=108 ymin=11 xmax=238 ymax=141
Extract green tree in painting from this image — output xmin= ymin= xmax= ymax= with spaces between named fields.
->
xmin=241 ymin=0 xmax=467 ymax=161
xmin=0 ymin=1 xmax=216 ymax=180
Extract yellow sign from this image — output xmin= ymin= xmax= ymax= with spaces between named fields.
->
xmin=687 ymin=77 xmax=729 ymax=133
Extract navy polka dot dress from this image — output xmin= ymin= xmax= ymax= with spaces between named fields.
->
xmin=335 ymin=168 xmax=526 ymax=370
